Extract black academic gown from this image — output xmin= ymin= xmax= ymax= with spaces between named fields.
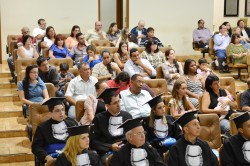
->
xmin=55 ymin=149 xmax=100 ymax=166
xmin=168 ymin=136 xmax=218 ymax=166
xmin=143 ymin=115 xmax=182 ymax=155
xmin=221 ymin=134 xmax=250 ymax=166
xmin=90 ymin=110 xmax=132 ymax=156
xmin=32 ymin=117 xmax=78 ymax=163
xmin=109 ymin=142 xmax=165 ymax=166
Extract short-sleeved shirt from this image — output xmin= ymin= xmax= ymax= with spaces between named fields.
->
xmin=141 ymin=51 xmax=164 ymax=68
xmin=169 ymin=97 xmax=189 ymax=115
xmin=84 ymin=29 xmax=107 ymax=43
xmin=18 ymin=77 xmax=46 ymax=103
xmin=49 ymin=44 xmax=69 ymax=58
xmin=91 ymin=62 xmax=118 ymax=81
xmin=82 ymin=55 xmax=102 ymax=70
xmin=70 ymin=44 xmax=87 ymax=62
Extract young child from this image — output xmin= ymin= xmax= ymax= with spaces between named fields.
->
xmin=197 ymin=58 xmax=217 ymax=80
xmin=58 ymin=63 xmax=75 ymax=96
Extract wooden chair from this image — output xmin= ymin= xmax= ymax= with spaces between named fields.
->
xmin=75 ymin=100 xmax=85 ymax=122
xmin=48 ymin=58 xmax=74 ymax=69
xmin=163 ymin=150 xmax=170 ymax=163
xmin=68 ymin=68 xmax=79 ymax=77
xmin=105 ymin=154 xmax=113 ymax=166
xmin=137 ymin=47 xmax=145 ymax=54
xmin=6 ymin=35 xmax=20 ymax=54
xmin=42 ymin=48 xmax=49 ymax=58
xmin=192 ymin=39 xmax=208 ymax=58
xmin=16 ymin=58 xmax=37 ymax=82
xmin=156 ymin=66 xmax=164 ymax=79
xmin=236 ymin=92 xmax=243 ymax=110
xmin=91 ymin=40 xmax=111 ymax=47
xmin=100 ymin=47 xmax=118 ymax=55
xmin=144 ymin=79 xmax=168 ymax=96
xmin=163 ymin=95 xmax=172 ymax=115
xmin=159 ymin=46 xmax=172 ymax=54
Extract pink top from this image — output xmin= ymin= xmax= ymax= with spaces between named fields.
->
xmin=106 ymin=80 xmax=130 ymax=94
xmin=65 ymin=37 xmax=78 ymax=50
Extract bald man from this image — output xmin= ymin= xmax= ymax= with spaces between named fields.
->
xmin=130 ymin=20 xmax=147 ymax=44
xmin=84 ymin=21 xmax=106 ymax=43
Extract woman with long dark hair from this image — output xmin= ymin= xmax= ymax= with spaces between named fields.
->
xmin=40 ymin=26 xmax=56 ymax=50
xmin=92 ymin=50 xmax=121 ymax=82
xmin=17 ymin=35 xmax=39 ymax=59
xmin=106 ymin=22 xmax=121 ymax=46
xmin=18 ymin=64 xmax=49 ymax=105
xmin=161 ymin=49 xmax=183 ymax=92
xmin=65 ymin=25 xmax=81 ymax=51
xmin=141 ymin=40 xmax=164 ymax=68
xmin=113 ymin=42 xmax=130 ymax=70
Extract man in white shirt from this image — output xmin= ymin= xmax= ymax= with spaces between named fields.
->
xmin=120 ymin=74 xmax=152 ymax=119
xmin=65 ymin=62 xmax=98 ymax=119
xmin=32 ymin=18 xmax=46 ymax=40
xmin=124 ymin=48 xmax=156 ymax=80
xmin=84 ymin=21 xmax=106 ymax=44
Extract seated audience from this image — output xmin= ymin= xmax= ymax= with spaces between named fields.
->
xmin=221 ymin=112 xmax=250 ymax=165
xmin=37 ymin=56 xmax=59 ymax=89
xmin=49 ymin=34 xmax=70 ymax=59
xmin=40 ymin=26 xmax=56 ymax=52
xmin=162 ymin=49 xmax=183 ymax=92
xmin=90 ymin=88 xmax=132 ymax=165
xmin=167 ymin=111 xmax=218 ymax=166
xmin=227 ymin=33 xmax=248 ymax=64
xmin=223 ymin=21 xmax=232 ymax=37
xmin=142 ymin=93 xmax=182 ymax=156
xmin=92 ymin=50 xmax=121 ymax=82
xmin=241 ymin=78 xmax=250 ymax=111
xmin=82 ymin=45 xmax=102 ymax=70
xmin=214 ymin=24 xmax=230 ymax=73
xmin=116 ymin=27 xmax=130 ymax=47
xmin=106 ymin=71 xmax=130 ymax=94
xmin=237 ymin=19 xmax=250 ymax=42
xmin=193 ymin=19 xmax=212 ymax=48
xmin=201 ymin=75 xmax=237 ymax=135
xmin=65 ymin=62 xmax=98 ymax=119
xmin=182 ymin=59 xmax=204 ymax=109
xmin=80 ymin=82 xmax=109 ymax=125
xmin=32 ymin=97 xmax=78 ymax=165
xmin=58 ymin=63 xmax=75 ymax=96
xmin=130 ymin=20 xmax=147 ymax=44
xmin=124 ymin=48 xmax=156 ymax=80
xmin=70 ymin=33 xmax=88 ymax=66
xmin=197 ymin=58 xmax=217 ymax=80
xmin=141 ymin=40 xmax=164 ymax=68
xmin=169 ymin=79 xmax=195 ymax=119
xmin=106 ymin=22 xmax=121 ymax=46
xmin=140 ymin=27 xmax=164 ymax=47
xmin=17 ymin=35 xmax=39 ymax=59
xmin=65 ymin=25 xmax=81 ymax=51
xmin=120 ymin=74 xmax=152 ymax=119
xmin=113 ymin=42 xmax=129 ymax=70
xmin=17 ymin=27 xmax=37 ymax=47
xmin=18 ymin=64 xmax=49 ymax=105
xmin=32 ymin=18 xmax=46 ymax=40
xmin=84 ymin=21 xmax=106 ymax=43
xmin=127 ymin=33 xmax=139 ymax=48
xmin=55 ymin=125 xmax=100 ymax=166
xmin=234 ymin=26 xmax=250 ymax=50
xmin=110 ymin=118 xmax=165 ymax=166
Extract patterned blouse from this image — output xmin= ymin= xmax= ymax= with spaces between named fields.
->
xmin=227 ymin=43 xmax=247 ymax=64
xmin=161 ymin=61 xmax=183 ymax=86
xmin=141 ymin=51 xmax=164 ymax=68
xmin=169 ymin=97 xmax=189 ymax=115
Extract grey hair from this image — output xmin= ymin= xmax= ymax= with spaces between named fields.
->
xmin=125 ymin=130 xmax=133 ymax=140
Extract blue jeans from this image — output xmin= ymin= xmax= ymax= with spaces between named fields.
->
xmin=215 ymin=50 xmax=226 ymax=70
xmin=7 ymin=55 xmax=15 ymax=78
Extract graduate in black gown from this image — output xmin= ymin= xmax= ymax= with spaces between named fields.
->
xmin=142 ymin=93 xmax=181 ymax=156
xmin=32 ymin=97 xmax=78 ymax=165
xmin=110 ymin=118 xmax=165 ymax=166
xmin=221 ymin=112 xmax=250 ymax=166
xmin=90 ymin=88 xmax=132 ymax=165
xmin=55 ymin=125 xmax=100 ymax=166
xmin=168 ymin=111 xmax=219 ymax=166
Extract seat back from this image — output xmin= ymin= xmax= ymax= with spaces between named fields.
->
xmin=91 ymin=40 xmax=111 ymax=47
xmin=64 ymin=82 xmax=69 ymax=94
xmin=45 ymin=83 xmax=56 ymax=97
xmin=105 ymin=154 xmax=113 ymax=166
xmin=144 ymin=79 xmax=168 ymax=95
xmin=137 ymin=47 xmax=145 ymax=54
xmin=163 ymin=150 xmax=170 ymax=162
xmin=10 ymin=41 xmax=18 ymax=57
xmin=219 ymin=77 xmax=236 ymax=98
xmin=229 ymin=112 xmax=250 ymax=135
xmin=29 ymin=104 xmax=51 ymax=138
xmin=75 ymin=100 xmax=85 ymax=122
xmin=100 ymin=47 xmax=118 ymax=56
xmin=159 ymin=46 xmax=172 ymax=54
xmin=68 ymin=68 xmax=79 ymax=77
xmin=42 ymin=48 xmax=50 ymax=58
xmin=236 ymin=92 xmax=242 ymax=110
xmin=163 ymin=95 xmax=172 ymax=115
xmin=7 ymin=35 xmax=20 ymax=53
xmin=48 ymin=58 xmax=74 ymax=69
xmin=198 ymin=114 xmax=222 ymax=149
xmin=156 ymin=66 xmax=164 ymax=79
xmin=16 ymin=59 xmax=37 ymax=82
xmin=208 ymin=38 xmax=215 ymax=58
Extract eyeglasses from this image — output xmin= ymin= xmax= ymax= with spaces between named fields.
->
xmin=130 ymin=131 xmax=147 ymax=137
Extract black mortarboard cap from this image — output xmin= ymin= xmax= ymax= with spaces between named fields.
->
xmin=42 ymin=97 xmax=65 ymax=112
xmin=143 ymin=92 xmax=164 ymax=108
xmin=232 ymin=112 xmax=250 ymax=129
xmin=67 ymin=125 xmax=91 ymax=137
xmin=173 ymin=111 xmax=198 ymax=127
xmin=97 ymin=88 xmax=119 ymax=104
xmin=118 ymin=118 xmax=142 ymax=133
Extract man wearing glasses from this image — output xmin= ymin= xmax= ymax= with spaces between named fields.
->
xmin=193 ymin=19 xmax=212 ymax=49
xmin=84 ymin=21 xmax=107 ymax=43
xmin=90 ymin=88 xmax=132 ymax=165
xmin=110 ymin=118 xmax=165 ymax=165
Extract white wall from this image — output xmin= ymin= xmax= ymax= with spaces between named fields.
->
xmin=100 ymin=0 xmax=116 ymax=31
xmin=213 ymin=0 xmax=248 ymax=31
xmin=1 ymin=0 xmax=98 ymax=60
xmin=129 ymin=0 xmax=214 ymax=56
